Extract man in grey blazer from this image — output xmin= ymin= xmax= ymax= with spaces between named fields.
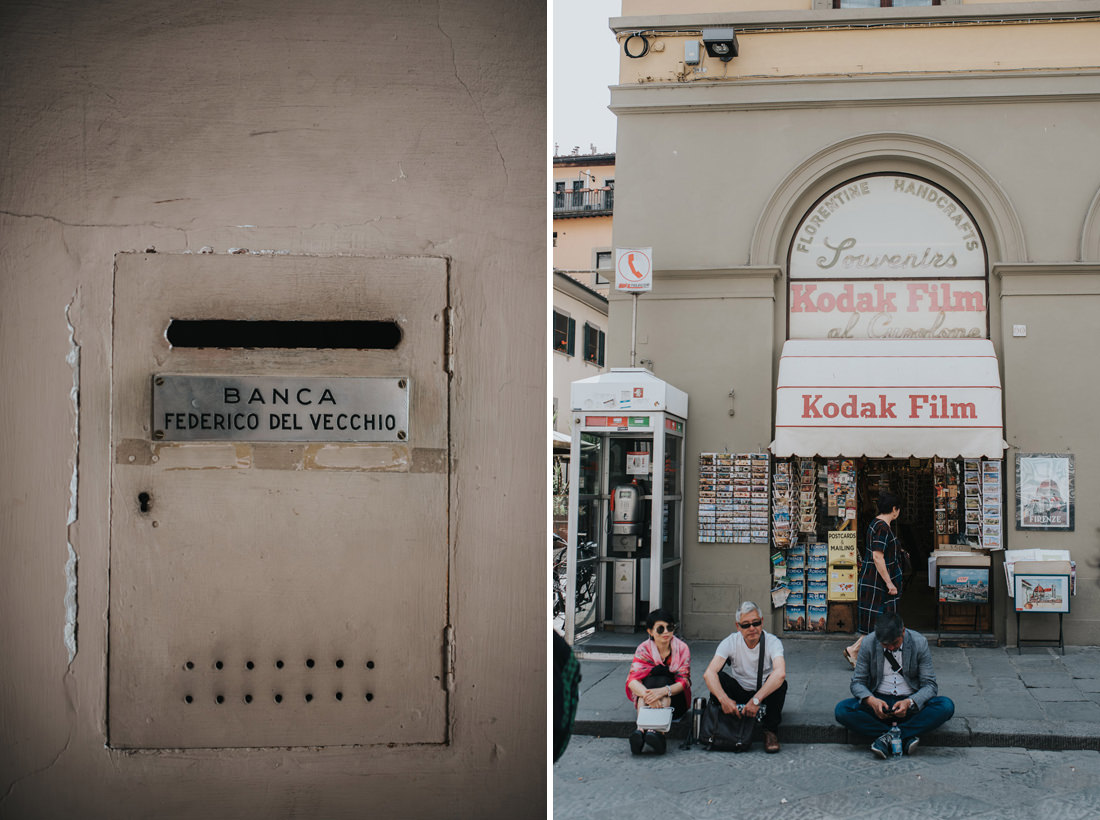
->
xmin=835 ymin=613 xmax=955 ymax=758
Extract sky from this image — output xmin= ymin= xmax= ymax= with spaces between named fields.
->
xmin=552 ymin=0 xmax=621 ymax=156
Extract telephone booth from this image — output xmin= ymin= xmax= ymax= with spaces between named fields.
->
xmin=564 ymin=369 xmax=688 ymax=645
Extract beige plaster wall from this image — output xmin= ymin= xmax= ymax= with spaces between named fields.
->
xmin=998 ymin=267 xmax=1100 ymax=646
xmin=622 ymin=0 xmax=1072 ymax=15
xmin=617 ymin=23 xmax=1100 ymax=83
xmin=554 ymin=216 xmax=614 ymax=271
xmin=554 ymin=161 xmax=617 ymax=187
xmin=0 ymin=1 xmax=545 ymax=817
xmin=607 ymin=271 xmax=780 ymax=638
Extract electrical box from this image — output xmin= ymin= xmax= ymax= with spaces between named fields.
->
xmin=613 ymin=559 xmax=637 ymax=628
xmin=108 ymin=253 xmax=450 ymax=749
xmin=684 ymin=41 xmax=701 ymax=65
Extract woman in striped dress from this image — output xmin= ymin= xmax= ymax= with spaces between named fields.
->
xmin=843 ymin=491 xmax=903 ymax=667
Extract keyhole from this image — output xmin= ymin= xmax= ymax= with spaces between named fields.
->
xmin=138 ymin=492 xmax=152 ymax=513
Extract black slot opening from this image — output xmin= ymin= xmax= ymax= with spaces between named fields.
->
xmin=166 ymin=320 xmax=401 ymax=350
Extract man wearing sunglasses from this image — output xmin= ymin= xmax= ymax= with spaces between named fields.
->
xmin=834 ymin=612 xmax=955 ymax=758
xmin=702 ymin=601 xmax=787 ymax=753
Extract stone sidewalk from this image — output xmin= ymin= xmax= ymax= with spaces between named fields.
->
xmin=572 ymin=636 xmax=1100 ymax=750
xmin=554 ymin=737 xmax=1100 ymax=820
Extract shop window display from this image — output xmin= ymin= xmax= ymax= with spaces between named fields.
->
xmin=770 ymin=456 xmax=1002 ymax=634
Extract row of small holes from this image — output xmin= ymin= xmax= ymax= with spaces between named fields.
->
xmin=185 ymin=659 xmax=375 ymax=670
xmin=184 ymin=692 xmax=374 ymax=704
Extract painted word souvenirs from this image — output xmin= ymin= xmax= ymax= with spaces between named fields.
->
xmin=788 ymin=174 xmax=987 ymax=340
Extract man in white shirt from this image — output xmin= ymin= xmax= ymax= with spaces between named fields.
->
xmin=702 ymin=601 xmax=787 ymax=753
xmin=834 ymin=612 xmax=955 ymax=758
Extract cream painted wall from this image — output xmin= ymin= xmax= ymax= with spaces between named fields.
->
xmin=616 ymin=23 xmax=1100 ymax=83
xmin=622 ymin=0 xmax=1071 ymax=14
xmin=554 ymin=217 xmax=615 ymax=272
xmin=624 ymin=0 xmax=812 ymax=12
xmin=998 ymin=268 xmax=1100 ymax=646
xmin=0 ymin=2 xmax=545 ymax=817
xmin=554 ymin=161 xmax=617 ymax=187
xmin=606 ymin=271 xmax=779 ymax=638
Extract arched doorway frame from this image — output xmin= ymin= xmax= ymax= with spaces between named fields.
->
xmin=750 ymin=132 xmax=1027 ymax=270
xmin=1080 ymin=185 xmax=1100 ymax=262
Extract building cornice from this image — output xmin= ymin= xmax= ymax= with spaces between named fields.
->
xmin=610 ymin=69 xmax=1100 ymax=115
xmin=995 ymin=263 xmax=1100 ymax=297
xmin=995 ymin=262 xmax=1100 ymax=276
xmin=606 ymin=267 xmax=781 ymax=302
xmin=553 ymin=154 xmax=616 ymax=168
xmin=611 ymin=1 xmax=1100 ymax=34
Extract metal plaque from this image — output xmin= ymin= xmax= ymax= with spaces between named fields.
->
xmin=152 ymin=375 xmax=410 ymax=442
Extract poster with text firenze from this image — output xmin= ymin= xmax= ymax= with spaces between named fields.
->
xmin=1016 ymin=453 xmax=1074 ymax=531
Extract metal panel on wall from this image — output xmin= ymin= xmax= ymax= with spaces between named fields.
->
xmin=109 ymin=253 xmax=450 ymax=748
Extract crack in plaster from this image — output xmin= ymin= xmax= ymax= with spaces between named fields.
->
xmin=0 ymin=671 xmax=78 ymax=807
xmin=65 ymin=293 xmax=80 ymax=665
xmin=435 ymin=2 xmax=509 ymax=183
xmin=0 ymin=209 xmax=192 ymax=235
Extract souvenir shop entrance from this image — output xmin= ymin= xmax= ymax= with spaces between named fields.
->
xmin=772 ymin=454 xmax=999 ymax=637
xmin=858 ymin=459 xmax=940 ymax=633
xmin=770 ymin=340 xmax=1004 ymax=639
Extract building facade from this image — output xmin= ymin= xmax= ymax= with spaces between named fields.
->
xmin=553 ymin=155 xmax=614 ymax=537
xmin=604 ymin=0 xmax=1100 ymax=645
xmin=553 ymin=152 xmax=616 ymax=296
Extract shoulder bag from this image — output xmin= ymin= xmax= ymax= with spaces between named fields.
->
xmin=698 ymin=633 xmax=767 ymax=752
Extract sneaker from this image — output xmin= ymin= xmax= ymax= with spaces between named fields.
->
xmin=870 ymin=734 xmax=890 ymax=760
xmin=903 ymin=736 xmax=920 ymax=756
xmin=629 ymin=729 xmax=645 ymax=755
xmin=764 ymin=730 xmax=781 ymax=754
xmin=645 ymin=731 xmax=667 ymax=755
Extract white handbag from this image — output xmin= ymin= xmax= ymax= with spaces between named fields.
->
xmin=635 ymin=706 xmax=674 ymax=732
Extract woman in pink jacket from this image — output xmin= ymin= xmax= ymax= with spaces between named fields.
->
xmin=625 ymin=608 xmax=691 ymax=755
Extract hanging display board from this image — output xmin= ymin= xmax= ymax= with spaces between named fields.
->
xmin=698 ymin=453 xmax=769 ymax=544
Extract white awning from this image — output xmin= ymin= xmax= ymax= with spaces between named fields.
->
xmin=773 ymin=339 xmax=1004 ymax=459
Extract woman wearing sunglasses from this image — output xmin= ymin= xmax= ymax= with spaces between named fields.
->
xmin=625 ymin=608 xmax=692 ymax=755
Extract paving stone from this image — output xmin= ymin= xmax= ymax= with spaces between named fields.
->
xmin=572 ymin=637 xmax=1100 ymax=752
xmin=1049 ymin=701 xmax=1100 ymax=721
xmin=1029 ymin=686 xmax=1096 ymax=702
xmin=979 ymin=675 xmax=1030 ymax=691
xmin=554 ymin=738 xmax=1100 ymax=820
xmin=1021 ymin=675 xmax=1073 ymax=690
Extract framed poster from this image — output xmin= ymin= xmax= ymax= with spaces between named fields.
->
xmin=938 ymin=566 xmax=990 ymax=604
xmin=1014 ymin=574 xmax=1071 ymax=613
xmin=1016 ymin=453 xmax=1074 ymax=531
